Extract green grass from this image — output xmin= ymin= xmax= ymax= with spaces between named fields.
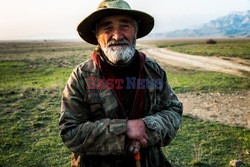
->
xmin=163 ymin=115 xmax=250 ymax=167
xmin=0 ymin=61 xmax=71 ymax=91
xmin=0 ymin=42 xmax=92 ymax=166
xmin=156 ymin=62 xmax=250 ymax=93
xmin=167 ymin=68 xmax=250 ymax=93
xmin=143 ymin=39 xmax=250 ymax=59
xmin=0 ymin=41 xmax=249 ymax=166
xmin=0 ymin=88 xmax=71 ymax=166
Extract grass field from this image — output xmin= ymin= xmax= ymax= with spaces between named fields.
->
xmin=0 ymin=40 xmax=249 ymax=167
xmin=141 ymin=38 xmax=250 ymax=59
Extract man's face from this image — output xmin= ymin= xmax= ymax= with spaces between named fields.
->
xmin=96 ymin=15 xmax=137 ymax=65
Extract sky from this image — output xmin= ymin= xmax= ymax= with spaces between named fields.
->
xmin=0 ymin=0 xmax=249 ymax=40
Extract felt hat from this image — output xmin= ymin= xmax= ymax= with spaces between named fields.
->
xmin=77 ymin=0 xmax=154 ymax=45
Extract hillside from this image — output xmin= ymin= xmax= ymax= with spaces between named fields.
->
xmin=152 ymin=10 xmax=250 ymax=38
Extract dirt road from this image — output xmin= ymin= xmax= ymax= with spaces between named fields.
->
xmin=143 ymin=48 xmax=250 ymax=77
xmin=139 ymin=45 xmax=250 ymax=128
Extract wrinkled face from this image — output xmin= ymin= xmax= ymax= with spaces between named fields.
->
xmin=96 ymin=15 xmax=138 ymax=65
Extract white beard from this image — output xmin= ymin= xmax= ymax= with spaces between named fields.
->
xmin=100 ymin=39 xmax=136 ymax=65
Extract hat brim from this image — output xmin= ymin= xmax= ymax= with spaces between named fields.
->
xmin=77 ymin=8 xmax=154 ymax=45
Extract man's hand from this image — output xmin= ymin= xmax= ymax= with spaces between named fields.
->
xmin=126 ymin=119 xmax=148 ymax=148
xmin=127 ymin=140 xmax=141 ymax=155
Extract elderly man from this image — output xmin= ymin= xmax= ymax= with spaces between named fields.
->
xmin=59 ymin=0 xmax=183 ymax=166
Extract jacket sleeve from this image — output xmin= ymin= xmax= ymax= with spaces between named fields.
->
xmin=142 ymin=71 xmax=183 ymax=147
xmin=59 ymin=68 xmax=127 ymax=156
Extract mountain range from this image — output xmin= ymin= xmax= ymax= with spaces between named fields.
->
xmin=151 ymin=10 xmax=250 ymax=38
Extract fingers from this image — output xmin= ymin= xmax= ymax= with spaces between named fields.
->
xmin=133 ymin=146 xmax=140 ymax=155
xmin=128 ymin=145 xmax=140 ymax=155
xmin=128 ymin=141 xmax=141 ymax=155
xmin=128 ymin=137 xmax=147 ymax=155
xmin=126 ymin=119 xmax=148 ymax=149
xmin=139 ymin=137 xmax=147 ymax=148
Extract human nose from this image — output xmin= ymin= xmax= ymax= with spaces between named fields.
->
xmin=112 ymin=29 xmax=124 ymax=41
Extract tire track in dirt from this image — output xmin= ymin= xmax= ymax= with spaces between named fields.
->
xmin=139 ymin=45 xmax=250 ymax=128
xmin=143 ymin=48 xmax=250 ymax=78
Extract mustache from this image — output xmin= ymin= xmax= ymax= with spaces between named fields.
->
xmin=107 ymin=39 xmax=130 ymax=47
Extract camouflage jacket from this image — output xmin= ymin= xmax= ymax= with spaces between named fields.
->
xmin=59 ymin=50 xmax=183 ymax=167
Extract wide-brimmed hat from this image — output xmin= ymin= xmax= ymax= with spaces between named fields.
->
xmin=77 ymin=0 xmax=154 ymax=45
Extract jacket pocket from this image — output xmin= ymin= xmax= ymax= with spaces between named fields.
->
xmin=85 ymin=90 xmax=105 ymax=120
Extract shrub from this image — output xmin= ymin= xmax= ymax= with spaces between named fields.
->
xmin=206 ymin=39 xmax=217 ymax=44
